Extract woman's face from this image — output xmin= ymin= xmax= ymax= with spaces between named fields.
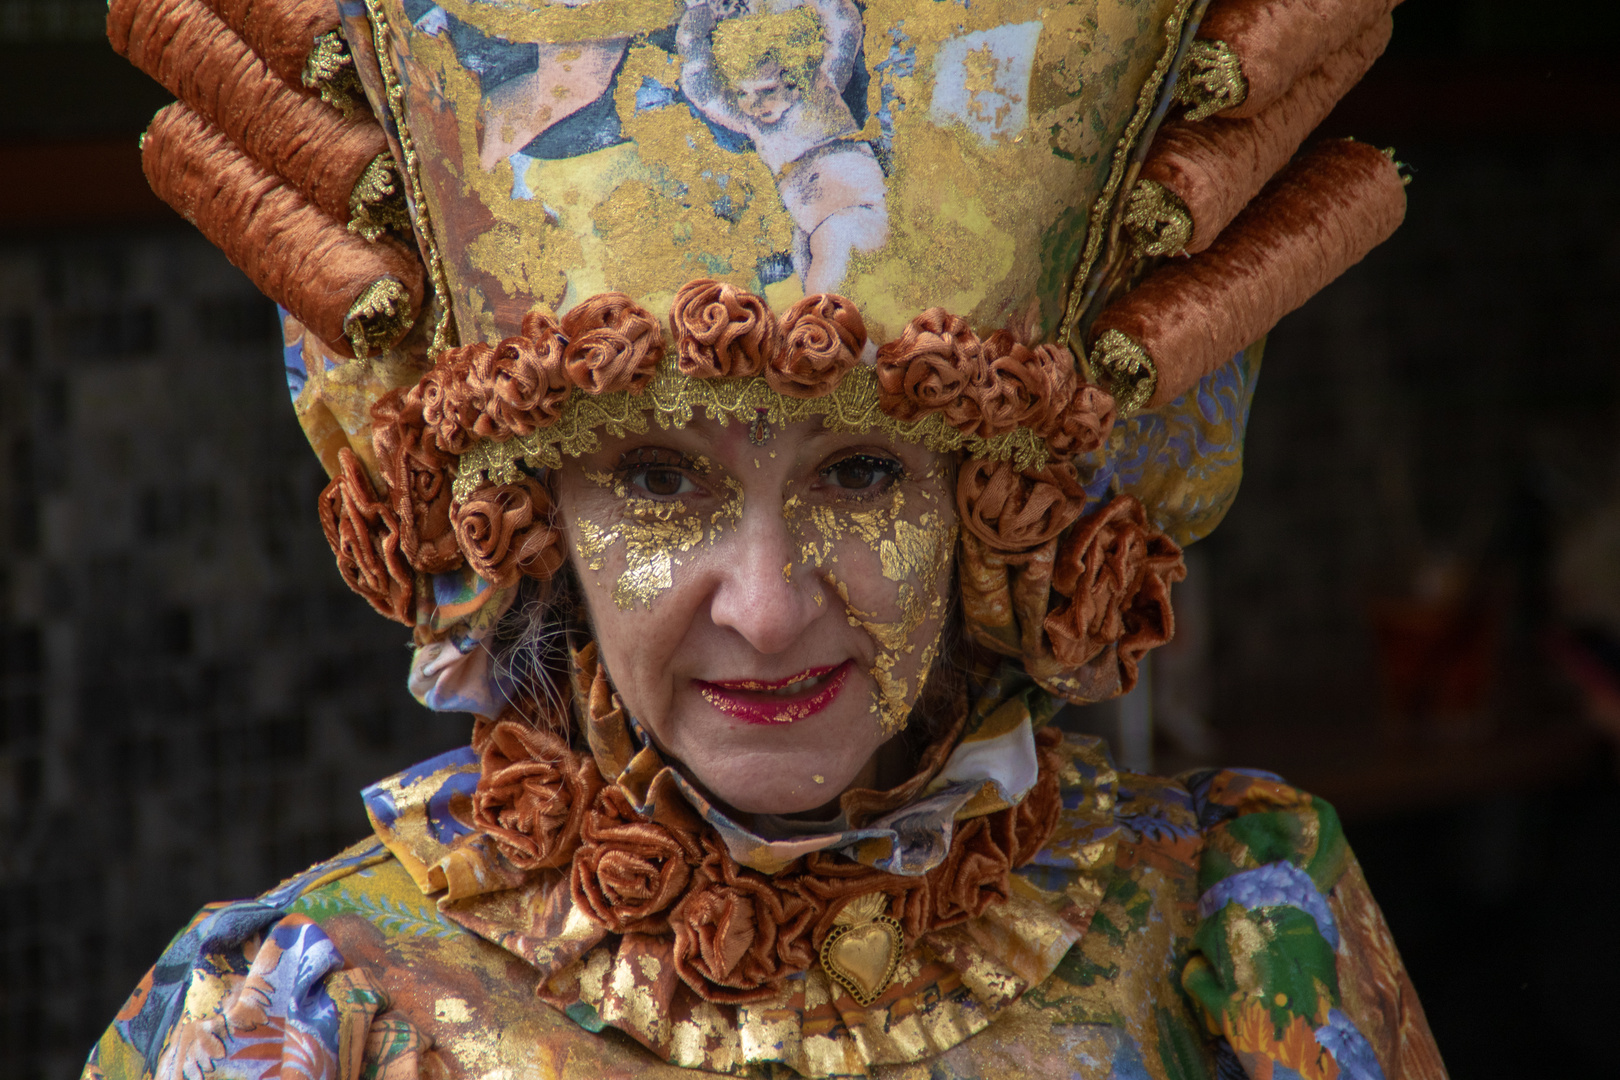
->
xmin=554 ymin=417 xmax=958 ymax=815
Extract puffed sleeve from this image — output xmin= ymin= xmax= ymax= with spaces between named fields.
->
xmin=1180 ymin=769 xmax=1449 ymax=1080
xmin=81 ymin=900 xmax=424 ymax=1080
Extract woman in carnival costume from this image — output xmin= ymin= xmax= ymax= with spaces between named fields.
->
xmin=90 ymin=0 xmax=1445 ymax=1076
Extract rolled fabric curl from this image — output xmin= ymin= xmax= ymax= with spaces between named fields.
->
xmin=108 ymin=0 xmax=392 ymax=234
xmin=1139 ymin=14 xmax=1392 ymax=256
xmin=199 ymin=0 xmax=343 ymax=94
xmin=1094 ymin=138 xmax=1406 ymax=410
xmin=1197 ymin=0 xmax=1401 ymax=120
xmin=142 ymin=103 xmax=423 ymax=358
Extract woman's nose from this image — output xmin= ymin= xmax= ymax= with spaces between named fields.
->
xmin=706 ymin=499 xmax=821 ymax=655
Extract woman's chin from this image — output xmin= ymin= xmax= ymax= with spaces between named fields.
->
xmin=685 ymin=754 xmax=867 ymax=817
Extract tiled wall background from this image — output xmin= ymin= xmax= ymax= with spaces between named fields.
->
xmin=0 ymin=232 xmax=462 ymax=1080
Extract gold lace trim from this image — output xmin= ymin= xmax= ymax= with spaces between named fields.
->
xmin=363 ymin=0 xmax=457 ymax=356
xmin=452 ymin=360 xmax=1050 ymax=503
xmin=347 ymin=152 xmax=411 ymax=242
xmin=1122 ymin=179 xmax=1193 ymax=258
xmin=1173 ymin=38 xmax=1248 ymax=122
xmin=302 ymin=30 xmax=368 ymax=118
xmin=1088 ymin=329 xmax=1158 ymax=417
xmin=1059 ymin=0 xmax=1199 ymax=352
xmin=345 ymin=278 xmax=413 ymax=358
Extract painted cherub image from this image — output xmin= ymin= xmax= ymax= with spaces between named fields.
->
xmin=678 ymin=0 xmax=889 ymax=294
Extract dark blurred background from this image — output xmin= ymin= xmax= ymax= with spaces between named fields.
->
xmin=2 ymin=1 xmax=1618 ymax=1076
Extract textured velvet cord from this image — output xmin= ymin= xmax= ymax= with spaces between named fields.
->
xmin=109 ymin=0 xmax=388 ymax=229
xmin=199 ymin=0 xmax=340 ymax=91
xmin=143 ymin=103 xmax=424 ymax=358
xmin=1094 ymin=138 xmax=1405 ymax=409
xmin=1145 ymin=14 xmax=1391 ymax=253
xmin=1199 ymin=0 xmax=1401 ymax=119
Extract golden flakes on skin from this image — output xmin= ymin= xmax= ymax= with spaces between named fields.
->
xmin=786 ymin=484 xmax=957 ymax=736
xmin=574 ymin=473 xmax=745 ymax=609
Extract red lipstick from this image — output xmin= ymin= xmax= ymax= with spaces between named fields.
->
xmin=695 ymin=661 xmax=852 ymax=725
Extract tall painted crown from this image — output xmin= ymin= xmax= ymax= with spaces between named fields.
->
xmin=110 ymin=0 xmax=1407 ymax=706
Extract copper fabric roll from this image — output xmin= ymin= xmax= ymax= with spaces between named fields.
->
xmin=200 ymin=0 xmax=340 ymax=89
xmin=1200 ymin=0 xmax=1399 ymax=118
xmin=143 ymin=103 xmax=423 ymax=357
xmin=109 ymin=0 xmax=386 ymax=228
xmin=1145 ymin=13 xmax=1390 ymax=254
xmin=1094 ymin=139 xmax=1405 ymax=409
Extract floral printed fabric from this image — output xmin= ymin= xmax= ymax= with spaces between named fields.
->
xmin=83 ymin=752 xmax=1445 ymax=1080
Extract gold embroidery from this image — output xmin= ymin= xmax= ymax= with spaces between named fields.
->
xmin=1060 ymin=0 xmax=1199 ymax=350
xmin=1122 ymin=179 xmax=1193 ymax=259
xmin=347 ymin=153 xmax=411 ymax=242
xmin=344 ymin=278 xmax=413 ymax=358
xmin=1087 ymin=329 xmax=1158 ymax=418
xmin=1173 ymin=37 xmax=1248 ymax=122
xmin=452 ymin=360 xmax=1048 ymax=503
xmin=302 ymin=29 xmax=367 ymax=117
xmin=363 ymin=0 xmax=457 ymax=355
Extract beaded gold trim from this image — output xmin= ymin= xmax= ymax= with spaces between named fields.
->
xmin=347 ymin=153 xmax=411 ymax=242
xmin=364 ymin=0 xmax=457 ymax=356
xmin=344 ymin=278 xmax=413 ymax=357
xmin=452 ymin=361 xmax=1051 ymax=503
xmin=1173 ymin=38 xmax=1248 ymax=122
xmin=303 ymin=30 xmax=367 ymax=118
xmin=1087 ymin=330 xmax=1157 ymax=417
xmin=1122 ymin=180 xmax=1193 ymax=259
xmin=1059 ymin=0 xmax=1199 ymax=351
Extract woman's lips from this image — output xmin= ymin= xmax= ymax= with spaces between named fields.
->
xmin=695 ymin=661 xmax=852 ymax=725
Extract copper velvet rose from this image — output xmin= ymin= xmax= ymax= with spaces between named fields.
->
xmin=317 ymin=448 xmax=414 ymax=624
xmin=371 ymin=389 xmax=463 ymax=574
xmin=768 ymin=293 xmax=867 ymax=398
xmin=561 ymin=294 xmax=664 ymax=395
xmin=471 ymin=320 xmax=571 ymax=439
xmin=1044 ymin=495 xmax=1185 ymax=693
xmin=875 ymin=307 xmax=987 ymax=429
xmin=571 ymin=787 xmax=701 ymax=935
xmin=970 ymin=332 xmax=1077 ymax=439
xmin=669 ymin=278 xmax=778 ymax=379
xmin=670 ymin=836 xmax=820 ymax=1003
xmin=472 ymin=717 xmax=602 ymax=870
xmin=957 ymin=458 xmax=1088 ymax=552
xmin=451 ymin=478 xmax=566 ymax=589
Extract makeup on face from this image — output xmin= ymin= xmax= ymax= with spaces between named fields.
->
xmin=695 ymin=660 xmax=853 ymax=725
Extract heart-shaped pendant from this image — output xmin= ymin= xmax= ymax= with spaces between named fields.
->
xmin=819 ymin=895 xmax=903 ymax=1006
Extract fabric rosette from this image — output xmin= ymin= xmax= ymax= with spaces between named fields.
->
xmin=768 ymin=294 xmax=867 ymax=399
xmin=317 ymin=448 xmax=415 ymax=624
xmin=371 ymin=390 xmax=462 ymax=575
xmin=571 ymin=786 xmax=702 ymax=935
xmin=451 ymin=478 xmax=566 ymax=589
xmin=875 ymin=307 xmax=986 ymax=429
xmin=561 ymin=294 xmax=664 ymax=394
xmin=669 ymin=279 xmax=778 ymax=379
xmin=471 ymin=717 xmax=602 ymax=870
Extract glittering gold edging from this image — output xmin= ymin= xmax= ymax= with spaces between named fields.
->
xmin=344 ymin=278 xmax=413 ymax=357
xmin=1059 ymin=0 xmax=1200 ymax=351
xmin=302 ymin=30 xmax=367 ymax=117
xmin=363 ymin=0 xmax=457 ymax=356
xmin=1172 ymin=38 xmax=1248 ymax=122
xmin=1122 ymin=179 xmax=1193 ymax=259
xmin=452 ymin=360 xmax=1051 ymax=502
xmin=347 ymin=152 xmax=411 ymax=241
xmin=1089 ymin=329 xmax=1157 ymax=416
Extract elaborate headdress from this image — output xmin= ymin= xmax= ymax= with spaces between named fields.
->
xmin=109 ymin=0 xmax=1405 ymax=707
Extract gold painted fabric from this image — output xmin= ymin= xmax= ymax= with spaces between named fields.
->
xmin=84 ymin=719 xmax=1447 ymax=1080
xmin=335 ymin=0 xmax=1192 ymax=348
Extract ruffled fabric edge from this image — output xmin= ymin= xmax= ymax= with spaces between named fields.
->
xmin=360 ymin=725 xmax=1122 ymax=1077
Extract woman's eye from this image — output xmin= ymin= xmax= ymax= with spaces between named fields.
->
xmin=823 ymin=454 xmax=900 ymax=492
xmin=632 ymin=466 xmax=694 ymax=497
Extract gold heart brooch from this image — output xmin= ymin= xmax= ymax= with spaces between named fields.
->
xmin=818 ymin=892 xmax=904 ymax=1006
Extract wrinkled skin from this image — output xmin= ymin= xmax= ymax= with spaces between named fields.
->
xmin=555 ymin=417 xmax=957 ymax=815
